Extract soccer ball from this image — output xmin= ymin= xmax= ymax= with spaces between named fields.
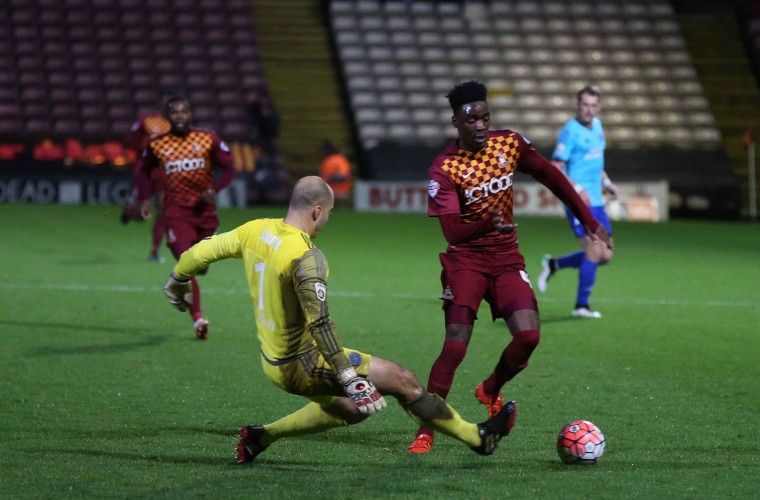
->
xmin=557 ymin=420 xmax=606 ymax=464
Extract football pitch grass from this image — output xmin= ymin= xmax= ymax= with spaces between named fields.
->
xmin=1 ymin=204 xmax=758 ymax=498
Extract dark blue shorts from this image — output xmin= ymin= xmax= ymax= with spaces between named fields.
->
xmin=564 ymin=205 xmax=612 ymax=238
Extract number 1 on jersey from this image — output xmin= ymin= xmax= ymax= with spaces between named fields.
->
xmin=254 ymin=262 xmax=265 ymax=310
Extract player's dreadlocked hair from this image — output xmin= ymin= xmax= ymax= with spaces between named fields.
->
xmin=164 ymin=94 xmax=190 ymax=113
xmin=446 ymin=80 xmax=488 ymax=112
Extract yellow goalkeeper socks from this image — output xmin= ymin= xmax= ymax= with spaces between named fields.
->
xmin=426 ymin=404 xmax=481 ymax=447
xmin=263 ymin=402 xmax=347 ymax=445
xmin=405 ymin=392 xmax=481 ymax=447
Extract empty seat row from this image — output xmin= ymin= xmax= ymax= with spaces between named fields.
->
xmin=338 ymin=44 xmax=693 ymax=66
xmin=332 ymin=0 xmax=674 ymax=18
xmin=332 ymin=14 xmax=679 ymax=34
xmin=356 ymin=121 xmax=720 ymax=148
xmin=1 ymin=0 xmax=267 ymax=141
xmin=331 ymin=0 xmax=719 ymax=150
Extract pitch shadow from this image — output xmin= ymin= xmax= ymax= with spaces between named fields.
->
xmin=3 ymin=319 xmax=149 ymax=335
xmin=26 ymin=335 xmax=168 ymax=356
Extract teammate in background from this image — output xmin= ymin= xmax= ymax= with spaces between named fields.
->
xmin=537 ymin=85 xmax=619 ymax=319
xmin=122 ymin=110 xmax=172 ymax=262
xmin=136 ymin=96 xmax=236 ymax=340
xmin=408 ymin=81 xmax=612 ymax=454
xmin=319 ymin=140 xmax=352 ymax=205
xmin=161 ymin=176 xmax=517 ymax=463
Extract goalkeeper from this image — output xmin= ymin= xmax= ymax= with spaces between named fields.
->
xmin=163 ymin=176 xmax=516 ymax=463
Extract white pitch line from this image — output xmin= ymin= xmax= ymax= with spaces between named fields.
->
xmin=0 ymin=282 xmax=758 ymax=309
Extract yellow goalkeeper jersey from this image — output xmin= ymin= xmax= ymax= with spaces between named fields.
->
xmin=173 ymin=218 xmax=351 ymax=373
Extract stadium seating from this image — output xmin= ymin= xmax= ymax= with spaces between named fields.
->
xmin=329 ymin=0 xmax=722 ymax=151
xmin=1 ymin=0 xmax=267 ymax=141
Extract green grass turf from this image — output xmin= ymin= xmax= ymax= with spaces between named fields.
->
xmin=1 ymin=205 xmax=758 ymax=498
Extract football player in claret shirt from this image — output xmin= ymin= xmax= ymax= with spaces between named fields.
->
xmin=161 ymin=176 xmax=517 ymax=463
xmin=122 ymin=110 xmax=172 ymax=262
xmin=136 ymin=96 xmax=236 ymax=340
xmin=408 ymin=81 xmax=612 ymax=454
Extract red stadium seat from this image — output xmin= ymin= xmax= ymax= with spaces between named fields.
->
xmin=73 ymin=56 xmax=99 ymax=71
xmin=0 ymin=69 xmax=14 ymax=85
xmin=128 ymin=58 xmax=153 ymax=73
xmin=0 ymin=118 xmax=23 ymax=134
xmin=80 ymin=104 xmax=103 ymax=119
xmin=158 ymin=74 xmax=184 ymax=88
xmin=214 ymin=74 xmax=239 ymax=88
xmin=49 ymin=87 xmax=76 ymax=103
xmin=39 ymin=10 xmax=65 ymax=26
xmin=189 ymin=90 xmax=215 ymax=105
xmin=53 ymin=119 xmax=81 ymax=134
xmin=105 ymin=88 xmax=131 ymax=102
xmin=78 ymin=87 xmax=104 ymax=102
xmin=74 ymin=71 xmax=101 ymax=87
xmin=26 ymin=118 xmax=52 ymax=134
xmin=0 ymin=102 xmax=22 ymax=117
xmin=186 ymin=74 xmax=211 ymax=88
xmin=21 ymin=87 xmax=47 ymax=102
xmin=221 ymin=122 xmax=250 ymax=139
xmin=103 ymin=73 xmax=129 ymax=88
xmin=156 ymin=58 xmax=181 ymax=73
xmin=82 ymin=119 xmax=107 ymax=134
xmin=2 ymin=0 xmax=273 ymax=151
xmin=131 ymin=73 xmax=156 ymax=88
xmin=122 ymin=25 xmax=145 ymax=40
xmin=19 ymin=72 xmax=45 ymax=85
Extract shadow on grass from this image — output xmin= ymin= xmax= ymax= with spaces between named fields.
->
xmin=49 ymin=447 xmax=230 ymax=466
xmin=539 ymin=314 xmax=589 ymax=325
xmin=4 ymin=319 xmax=149 ymax=335
xmin=58 ymin=256 xmax=119 ymax=265
xmin=47 ymin=447 xmax=355 ymax=471
xmin=26 ymin=335 xmax=169 ymax=356
xmin=48 ymin=426 xmax=512 ymax=472
xmin=56 ymin=425 xmax=238 ymax=440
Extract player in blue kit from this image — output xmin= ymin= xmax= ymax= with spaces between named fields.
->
xmin=537 ymin=86 xmax=619 ymax=318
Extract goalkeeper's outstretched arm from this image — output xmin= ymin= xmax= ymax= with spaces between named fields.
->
xmin=163 ymin=231 xmax=243 ymax=312
xmin=173 ymin=231 xmax=243 ymax=279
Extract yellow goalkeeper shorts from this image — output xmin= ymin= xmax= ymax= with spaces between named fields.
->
xmin=260 ymin=347 xmax=372 ymax=406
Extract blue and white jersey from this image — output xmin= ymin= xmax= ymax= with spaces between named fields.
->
xmin=552 ymin=117 xmax=606 ymax=207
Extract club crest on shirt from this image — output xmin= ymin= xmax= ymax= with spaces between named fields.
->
xmin=314 ymin=283 xmax=327 ymax=301
xmin=497 ymin=152 xmax=507 ymax=166
xmin=519 ymin=270 xmax=533 ymax=289
xmin=442 ymin=286 xmax=454 ymax=300
xmin=428 ymin=179 xmax=440 ymax=198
